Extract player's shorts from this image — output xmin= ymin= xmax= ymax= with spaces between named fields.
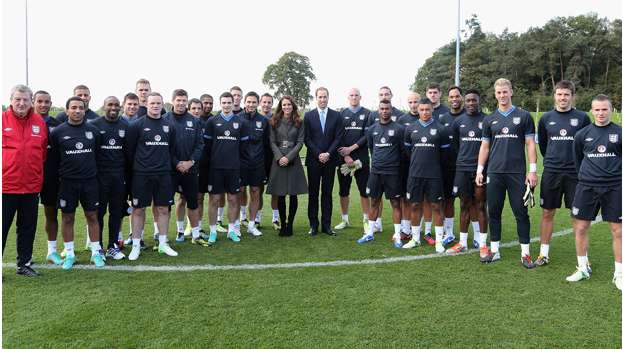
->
xmin=208 ymin=168 xmax=241 ymax=194
xmin=172 ymin=172 xmax=199 ymax=209
xmin=442 ymin=168 xmax=456 ymax=199
xmin=240 ymin=166 xmax=266 ymax=187
xmin=540 ymin=171 xmax=577 ymax=209
xmin=131 ymin=173 xmax=174 ymax=208
xmin=40 ymin=175 xmax=59 ymax=207
xmin=406 ymin=177 xmax=444 ymax=203
xmin=571 ymin=183 xmax=622 ymax=223
xmin=337 ymin=163 xmax=369 ymax=198
xmin=366 ymin=173 xmax=402 ymax=199
xmin=453 ymin=170 xmax=482 ymax=199
xmin=58 ymin=177 xmax=100 ymax=213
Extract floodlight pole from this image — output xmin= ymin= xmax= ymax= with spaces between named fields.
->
xmin=25 ymin=0 xmax=29 ymax=86
xmin=454 ymin=0 xmax=460 ymax=86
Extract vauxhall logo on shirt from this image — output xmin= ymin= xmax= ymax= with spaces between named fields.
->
xmin=589 ymin=143 xmax=617 ymax=158
xmin=550 ymin=128 xmax=574 ymax=141
xmin=494 ymin=125 xmax=519 ymax=139
xmin=101 ymin=137 xmax=123 ymax=150
xmin=65 ymin=141 xmax=92 ymax=155
xmin=218 ymin=129 xmax=237 ymax=141
xmin=145 ymin=133 xmax=168 ymax=146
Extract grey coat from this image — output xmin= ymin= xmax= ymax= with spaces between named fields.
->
xmin=266 ymin=118 xmax=308 ymax=196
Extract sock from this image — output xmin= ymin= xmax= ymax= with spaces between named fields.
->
xmin=615 ymin=262 xmax=622 ymax=275
xmin=577 ymin=255 xmax=588 ymax=271
xmin=540 ymin=244 xmax=550 ymax=257
xmin=363 ymin=213 xmax=369 ymax=221
xmin=342 ymin=214 xmax=349 ymax=223
xmin=471 ymin=221 xmax=480 ymax=236
xmin=367 ymin=220 xmax=376 ymax=235
xmin=191 ymin=226 xmax=200 ymax=239
xmin=434 ymin=226 xmax=444 ymax=244
xmin=256 ymin=210 xmax=262 ymax=223
xmin=520 ymin=243 xmax=530 ymax=257
xmin=47 ymin=240 xmax=57 ymax=255
xmin=90 ymin=241 xmax=102 ymax=256
xmin=393 ymin=224 xmax=401 ymax=235
xmin=401 ymin=220 xmax=408 ymax=233
xmin=64 ymin=241 xmax=75 ymax=257
xmin=176 ymin=220 xmax=185 ymax=233
xmin=132 ymin=238 xmax=141 ymax=249
xmin=425 ymin=221 xmax=432 ymax=235
xmin=153 ymin=222 xmax=160 ymax=235
xmin=240 ymin=206 xmax=247 ymax=220
xmin=217 ymin=207 xmax=224 ymax=221
xmin=248 ymin=221 xmax=256 ymax=230
xmin=491 ymin=241 xmax=500 ymax=253
xmin=272 ymin=209 xmax=279 ymax=221
xmin=198 ymin=220 xmax=203 ymax=230
xmin=479 ymin=233 xmax=488 ymax=247
xmin=210 ymin=225 xmax=217 ymax=234
xmin=444 ymin=217 xmax=454 ymax=236
xmin=118 ymin=231 xmax=123 ymax=241
xmin=228 ymin=223 xmax=235 ymax=232
xmin=158 ymin=234 xmax=167 ymax=245
xmin=411 ymin=225 xmax=421 ymax=242
xmin=376 ymin=217 xmax=382 ymax=227
xmin=460 ymin=232 xmax=468 ymax=247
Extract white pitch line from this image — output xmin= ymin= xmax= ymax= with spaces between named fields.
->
xmin=2 ymin=217 xmax=603 ymax=272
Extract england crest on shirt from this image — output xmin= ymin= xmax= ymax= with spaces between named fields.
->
xmin=478 ymin=122 xmax=483 ymax=129
xmin=430 ymin=129 xmax=437 ymax=136
xmin=570 ymin=118 xmax=578 ymax=127
xmin=163 ymin=125 xmax=169 ymax=133
xmin=32 ymin=125 xmax=40 ymax=134
xmin=359 ymin=115 xmax=365 ymax=120
xmin=186 ymin=121 xmax=193 ymax=128
xmin=391 ymin=116 xmax=397 ymax=122
xmin=388 ymin=130 xmax=394 ymax=136
xmin=233 ymin=122 xmax=239 ymax=129
xmin=118 ymin=129 xmax=125 ymax=138
xmin=256 ymin=121 xmax=262 ymax=128
xmin=609 ymin=134 xmax=619 ymax=143
xmin=85 ymin=131 xmax=93 ymax=139
xmin=513 ymin=117 xmax=520 ymax=125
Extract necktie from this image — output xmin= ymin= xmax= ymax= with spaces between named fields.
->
xmin=320 ymin=110 xmax=326 ymax=132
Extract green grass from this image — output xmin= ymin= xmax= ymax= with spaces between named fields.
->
xmin=3 ymin=161 xmax=621 ymax=348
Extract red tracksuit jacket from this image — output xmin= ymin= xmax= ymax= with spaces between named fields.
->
xmin=2 ymin=107 xmax=48 ymax=194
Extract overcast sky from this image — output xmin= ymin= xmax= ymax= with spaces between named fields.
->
xmin=2 ymin=0 xmax=621 ymax=110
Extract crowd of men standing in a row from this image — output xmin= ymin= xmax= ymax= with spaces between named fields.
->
xmin=2 ymin=78 xmax=621 ymax=291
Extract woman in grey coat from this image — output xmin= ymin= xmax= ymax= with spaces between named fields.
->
xmin=266 ymin=96 xmax=307 ymax=236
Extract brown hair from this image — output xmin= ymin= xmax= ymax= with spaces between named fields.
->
xmin=554 ymin=80 xmax=576 ymax=95
xmin=270 ymin=96 xmax=302 ymax=128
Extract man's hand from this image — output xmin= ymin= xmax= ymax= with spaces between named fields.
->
xmin=344 ymin=155 xmax=354 ymax=165
xmin=279 ymin=156 xmax=289 ymax=167
xmin=177 ymin=160 xmax=193 ymax=173
xmin=339 ymin=145 xmax=356 ymax=157
xmin=319 ymin=152 xmax=330 ymax=163
xmin=475 ymin=173 xmax=484 ymax=187
xmin=526 ymin=172 xmax=538 ymax=188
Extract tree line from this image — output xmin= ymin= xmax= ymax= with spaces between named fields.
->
xmin=412 ymin=13 xmax=622 ymax=112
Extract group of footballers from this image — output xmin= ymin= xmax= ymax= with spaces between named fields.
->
xmin=2 ymin=77 xmax=621 ymax=291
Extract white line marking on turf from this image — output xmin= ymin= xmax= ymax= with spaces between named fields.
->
xmin=3 ymin=217 xmax=603 ymax=272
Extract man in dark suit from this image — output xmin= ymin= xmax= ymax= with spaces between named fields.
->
xmin=304 ymin=87 xmax=344 ymax=236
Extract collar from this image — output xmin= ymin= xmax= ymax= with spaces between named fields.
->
xmin=317 ymin=108 xmax=327 ymax=115
xmin=221 ymin=112 xmax=234 ymax=122
xmin=348 ymin=106 xmax=362 ymax=114
xmin=418 ymin=118 xmax=434 ymax=127
xmin=497 ymin=105 xmax=516 ymax=117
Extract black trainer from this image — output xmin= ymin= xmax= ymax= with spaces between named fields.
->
xmin=16 ymin=265 xmax=40 ymax=277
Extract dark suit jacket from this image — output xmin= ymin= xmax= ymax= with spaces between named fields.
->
xmin=303 ymin=108 xmax=344 ymax=166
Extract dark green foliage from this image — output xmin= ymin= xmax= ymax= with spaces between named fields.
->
xmin=413 ymin=14 xmax=622 ymax=111
xmin=262 ymin=52 xmax=316 ymax=109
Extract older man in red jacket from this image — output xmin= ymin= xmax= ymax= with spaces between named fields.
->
xmin=2 ymin=84 xmax=48 ymax=277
